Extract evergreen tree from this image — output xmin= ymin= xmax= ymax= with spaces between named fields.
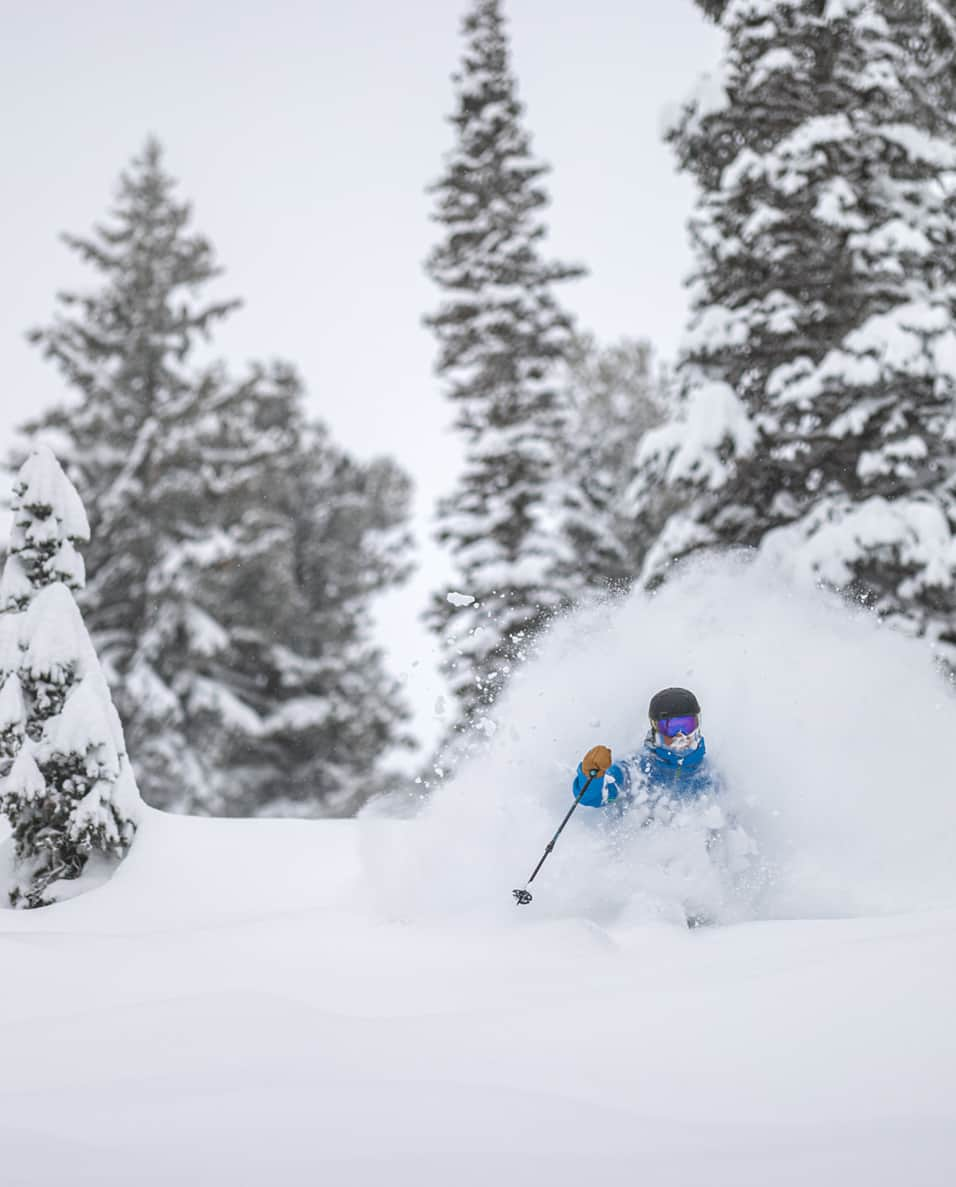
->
xmin=28 ymin=140 xmax=413 ymax=815
xmin=0 ymin=447 xmax=140 ymax=908
xmin=426 ymin=0 xmax=587 ymax=734
xmin=559 ymin=334 xmax=667 ymax=594
xmin=632 ymin=0 xmax=956 ymax=661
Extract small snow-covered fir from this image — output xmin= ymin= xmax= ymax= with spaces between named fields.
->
xmin=0 ymin=446 xmax=140 ymax=907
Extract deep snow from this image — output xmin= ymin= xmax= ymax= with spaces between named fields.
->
xmin=0 ymin=809 xmax=954 ymax=1186
xmin=1 ymin=556 xmax=955 ymax=1185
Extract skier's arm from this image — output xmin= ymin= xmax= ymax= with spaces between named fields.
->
xmin=573 ymin=746 xmax=628 ymax=807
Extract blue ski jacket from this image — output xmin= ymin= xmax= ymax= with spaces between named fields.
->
xmin=572 ymin=736 xmax=718 ymax=808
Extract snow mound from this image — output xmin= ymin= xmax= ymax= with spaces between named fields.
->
xmin=368 ymin=554 xmax=956 ymax=925
xmin=0 ymin=806 xmax=371 ymax=933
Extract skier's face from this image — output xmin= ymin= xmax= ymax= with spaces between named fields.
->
xmin=655 ymin=714 xmax=700 ymax=751
xmin=664 ymin=731 xmax=697 ymax=752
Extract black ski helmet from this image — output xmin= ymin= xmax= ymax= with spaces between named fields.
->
xmin=648 ymin=687 xmax=701 ymax=724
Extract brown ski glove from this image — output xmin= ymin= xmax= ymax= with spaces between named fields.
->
xmin=581 ymin=745 xmax=612 ymax=777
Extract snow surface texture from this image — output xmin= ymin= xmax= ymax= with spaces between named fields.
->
xmin=1 ymin=557 xmax=955 ymax=1183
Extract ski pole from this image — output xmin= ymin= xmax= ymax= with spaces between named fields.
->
xmin=512 ymin=769 xmax=600 ymax=905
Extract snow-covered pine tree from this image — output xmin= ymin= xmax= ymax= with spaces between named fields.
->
xmin=110 ymin=363 xmax=413 ymax=817
xmin=559 ymin=334 xmax=667 ymax=594
xmin=631 ymin=0 xmax=956 ymax=661
xmin=27 ymin=140 xmax=413 ymax=815
xmin=259 ymin=436 xmax=414 ymax=816
xmin=426 ymin=0 xmax=587 ymax=735
xmin=0 ymin=446 xmax=140 ymax=908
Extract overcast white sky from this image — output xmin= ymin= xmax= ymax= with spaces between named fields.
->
xmin=0 ymin=0 xmax=723 ymax=763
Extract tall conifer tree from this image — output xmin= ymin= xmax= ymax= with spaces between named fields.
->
xmin=426 ymin=0 xmax=586 ymax=735
xmin=28 ymin=141 xmax=413 ymax=815
xmin=632 ymin=0 xmax=956 ymax=661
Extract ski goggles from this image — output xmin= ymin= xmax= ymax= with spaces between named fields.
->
xmin=655 ymin=714 xmax=699 ymax=737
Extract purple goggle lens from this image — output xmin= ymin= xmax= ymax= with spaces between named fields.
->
xmin=656 ymin=714 xmax=699 ymax=737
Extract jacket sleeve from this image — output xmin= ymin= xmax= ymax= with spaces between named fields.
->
xmin=572 ymin=762 xmax=630 ymax=807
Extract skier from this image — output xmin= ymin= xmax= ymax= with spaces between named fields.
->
xmin=573 ymin=687 xmax=741 ymax=926
xmin=573 ymin=687 xmax=718 ymax=810
xmin=513 ymin=687 xmax=754 ymax=918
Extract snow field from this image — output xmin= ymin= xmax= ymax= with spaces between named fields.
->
xmin=1 ymin=556 xmax=955 ymax=1183
xmin=0 ymin=809 xmax=954 ymax=1184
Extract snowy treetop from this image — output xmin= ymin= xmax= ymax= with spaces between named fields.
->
xmin=12 ymin=446 xmax=89 ymax=543
xmin=3 ymin=447 xmax=90 ymax=608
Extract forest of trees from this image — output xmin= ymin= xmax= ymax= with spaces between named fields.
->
xmin=17 ymin=141 xmax=415 ymax=820
xmin=424 ymin=0 xmax=667 ymax=769
xmin=4 ymin=0 xmax=956 ymax=904
xmin=424 ymin=0 xmax=956 ymax=761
